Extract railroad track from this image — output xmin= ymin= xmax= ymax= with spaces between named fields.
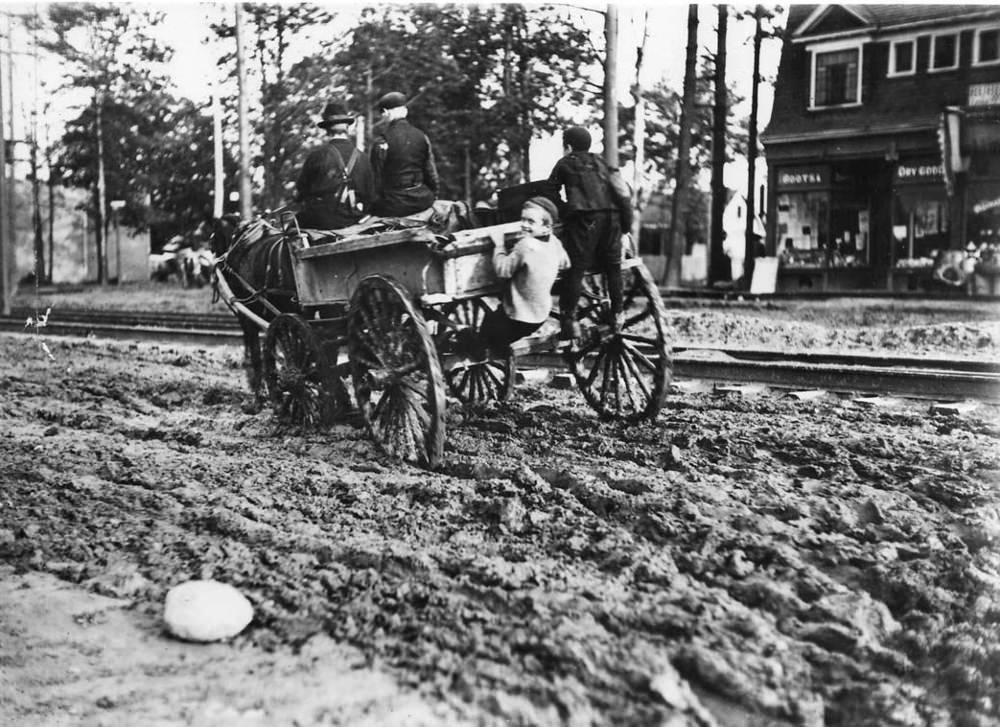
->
xmin=2 ymin=308 xmax=998 ymax=403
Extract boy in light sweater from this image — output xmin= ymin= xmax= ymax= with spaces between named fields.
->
xmin=477 ymin=196 xmax=569 ymax=358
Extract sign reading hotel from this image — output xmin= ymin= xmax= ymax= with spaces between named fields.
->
xmin=895 ymin=162 xmax=944 ymax=183
xmin=776 ymin=166 xmax=829 ymax=189
xmin=969 ymin=82 xmax=1000 ymax=107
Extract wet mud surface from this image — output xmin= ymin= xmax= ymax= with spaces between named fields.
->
xmin=1 ymin=328 xmax=999 ymax=726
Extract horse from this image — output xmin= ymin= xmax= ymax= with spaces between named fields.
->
xmin=210 ymin=214 xmax=300 ymax=405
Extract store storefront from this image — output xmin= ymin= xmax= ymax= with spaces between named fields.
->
xmin=772 ymin=161 xmax=879 ymax=292
xmin=889 ymin=159 xmax=949 ymax=291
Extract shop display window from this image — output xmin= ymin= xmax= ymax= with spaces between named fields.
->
xmin=776 ymin=191 xmax=870 ymax=268
xmin=777 ymin=192 xmax=827 ymax=267
xmin=892 ymin=195 xmax=949 ymax=268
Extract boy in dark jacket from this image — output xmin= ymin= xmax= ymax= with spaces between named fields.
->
xmin=544 ymin=126 xmax=632 ymax=341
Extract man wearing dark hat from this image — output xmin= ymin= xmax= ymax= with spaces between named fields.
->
xmin=544 ymin=125 xmax=633 ymax=341
xmin=294 ymin=100 xmax=374 ymax=230
xmin=370 ymin=91 xmax=439 ymax=217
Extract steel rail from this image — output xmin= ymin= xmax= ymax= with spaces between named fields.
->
xmin=2 ymin=312 xmax=997 ymax=402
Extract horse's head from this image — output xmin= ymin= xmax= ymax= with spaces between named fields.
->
xmin=209 ymin=214 xmax=241 ymax=258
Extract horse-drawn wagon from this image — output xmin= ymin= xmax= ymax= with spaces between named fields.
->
xmin=213 ymin=210 xmax=673 ymax=468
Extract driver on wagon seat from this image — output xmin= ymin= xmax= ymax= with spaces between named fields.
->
xmin=369 ymin=91 xmax=439 ymax=218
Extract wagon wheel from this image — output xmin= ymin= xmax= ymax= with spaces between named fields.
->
xmin=438 ymin=297 xmax=516 ymax=403
xmin=262 ymin=313 xmax=348 ymax=427
xmin=348 ymin=275 xmax=446 ymax=468
xmin=566 ymin=263 xmax=672 ymax=422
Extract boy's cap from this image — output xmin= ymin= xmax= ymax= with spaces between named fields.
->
xmin=375 ymin=91 xmax=407 ymax=110
xmin=524 ymin=196 xmax=559 ymax=224
xmin=563 ymin=126 xmax=592 ymax=151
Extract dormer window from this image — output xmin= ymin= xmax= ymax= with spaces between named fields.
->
xmin=930 ymin=32 xmax=959 ymax=72
xmin=811 ymin=45 xmax=861 ymax=108
xmin=888 ymin=39 xmax=915 ymax=76
xmin=974 ymin=27 xmax=1000 ymax=66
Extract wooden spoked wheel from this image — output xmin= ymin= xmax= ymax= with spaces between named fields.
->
xmin=566 ymin=263 xmax=672 ymax=422
xmin=347 ymin=275 xmax=446 ymax=468
xmin=437 ymin=297 xmax=515 ymax=403
xmin=262 ymin=313 xmax=348 ymax=427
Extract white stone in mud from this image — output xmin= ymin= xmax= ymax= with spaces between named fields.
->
xmin=164 ymin=580 xmax=253 ymax=642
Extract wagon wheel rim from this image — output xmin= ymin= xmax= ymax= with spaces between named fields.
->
xmin=567 ymin=265 xmax=672 ymax=422
xmin=437 ymin=297 xmax=515 ymax=403
xmin=262 ymin=313 xmax=347 ymax=428
xmin=348 ymin=276 xmax=446 ymax=468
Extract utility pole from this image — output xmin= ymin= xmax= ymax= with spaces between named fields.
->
xmin=630 ymin=9 xmax=649 ymax=246
xmin=708 ymin=4 xmax=730 ymax=286
xmin=0 ymin=13 xmax=10 ymax=316
xmin=212 ymin=88 xmax=223 ymax=219
xmin=234 ymin=3 xmax=252 ymax=220
xmin=603 ymin=4 xmax=618 ymax=168
xmin=743 ymin=5 xmax=764 ymax=290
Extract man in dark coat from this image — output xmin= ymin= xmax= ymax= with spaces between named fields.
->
xmin=295 ymin=100 xmax=375 ymax=230
xmin=544 ymin=125 xmax=633 ymax=340
xmin=370 ymin=91 xmax=439 ymax=217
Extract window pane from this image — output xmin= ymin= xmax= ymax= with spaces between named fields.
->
xmin=934 ymin=34 xmax=957 ymax=68
xmin=815 ymin=49 xmax=858 ymax=105
xmin=980 ymin=29 xmax=999 ymax=62
xmin=894 ymin=42 xmax=913 ymax=72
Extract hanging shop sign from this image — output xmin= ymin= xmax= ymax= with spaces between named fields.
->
xmin=895 ymin=161 xmax=944 ymax=184
xmin=776 ymin=166 xmax=829 ymax=190
xmin=969 ymin=82 xmax=1000 ymax=108
xmin=970 ymin=182 xmax=1000 ymax=216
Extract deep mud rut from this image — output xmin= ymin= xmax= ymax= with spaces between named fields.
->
xmin=1 ymin=331 xmax=999 ymax=726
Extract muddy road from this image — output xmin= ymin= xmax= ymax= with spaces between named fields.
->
xmin=1 ymin=327 xmax=999 ymax=726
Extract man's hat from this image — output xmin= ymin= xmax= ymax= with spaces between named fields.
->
xmin=317 ymin=100 xmax=354 ymax=129
xmin=375 ymin=91 xmax=408 ymax=111
xmin=524 ymin=196 xmax=559 ymax=224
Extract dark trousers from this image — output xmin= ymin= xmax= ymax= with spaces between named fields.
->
xmin=477 ymin=307 xmax=544 ymax=357
xmin=558 ymin=210 xmax=623 ymax=325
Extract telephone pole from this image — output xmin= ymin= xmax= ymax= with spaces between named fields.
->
xmin=234 ymin=3 xmax=252 ymax=220
xmin=0 ymin=12 xmax=12 ymax=315
xmin=603 ymin=4 xmax=619 ymax=168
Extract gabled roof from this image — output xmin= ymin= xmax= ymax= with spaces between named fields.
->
xmin=791 ymin=4 xmax=1000 ymax=41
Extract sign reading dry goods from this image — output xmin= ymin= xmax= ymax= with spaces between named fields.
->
xmin=776 ymin=166 xmax=829 ymax=189
xmin=895 ymin=162 xmax=944 ymax=183
xmin=969 ymin=82 xmax=1000 ymax=107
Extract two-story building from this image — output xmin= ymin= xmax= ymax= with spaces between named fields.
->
xmin=762 ymin=4 xmax=1000 ymax=292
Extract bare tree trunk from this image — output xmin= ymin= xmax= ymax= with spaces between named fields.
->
xmin=708 ymin=4 xmax=729 ymax=286
xmin=95 ymin=92 xmax=107 ymax=285
xmin=664 ymin=4 xmax=698 ymax=286
xmin=46 ymin=140 xmax=54 ymax=283
xmin=235 ymin=3 xmax=253 ymax=220
xmin=630 ymin=9 xmax=649 ymax=249
xmin=30 ymin=134 xmax=43 ymax=283
xmin=365 ymin=65 xmax=374 ymax=150
xmin=603 ymin=4 xmax=619 ymax=168
xmin=743 ymin=5 xmax=763 ymax=289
